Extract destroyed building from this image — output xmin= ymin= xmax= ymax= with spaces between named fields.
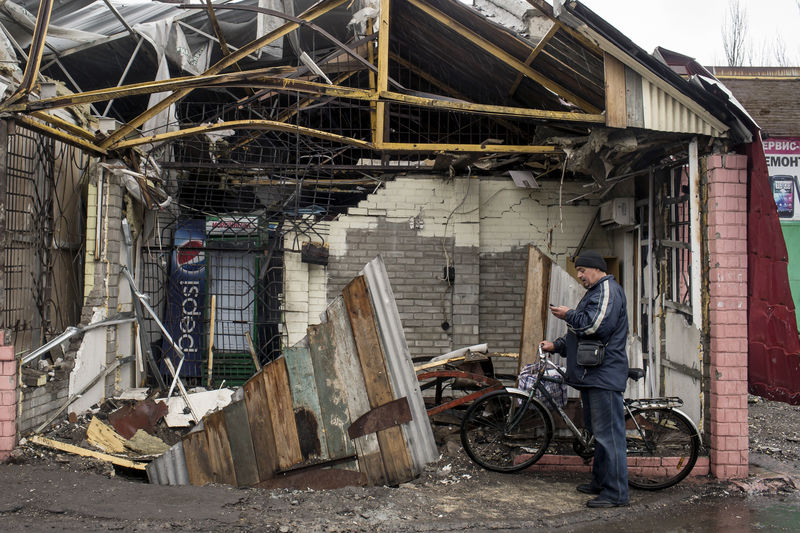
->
xmin=0 ymin=0 xmax=798 ymax=485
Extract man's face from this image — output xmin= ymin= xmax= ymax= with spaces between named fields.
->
xmin=576 ymin=266 xmax=604 ymax=288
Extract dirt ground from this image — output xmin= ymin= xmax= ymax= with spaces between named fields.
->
xmin=0 ymin=396 xmax=797 ymax=532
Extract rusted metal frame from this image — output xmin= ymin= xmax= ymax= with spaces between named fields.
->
xmin=203 ymin=0 xmax=233 ymax=57
xmin=100 ymin=0 xmax=351 ymax=149
xmin=1 ymin=0 xmax=54 ymax=109
xmin=15 ymin=116 xmax=107 ymax=155
xmin=508 ymin=23 xmax=559 ymax=98
xmin=380 ymin=142 xmax=559 ymax=153
xmin=275 ymin=72 xmax=359 ymax=123
xmin=367 ymin=18 xmax=377 ymax=142
xmin=417 ymin=370 xmax=503 ymax=417
xmin=406 ymin=0 xmax=600 ymax=114
xmin=374 ymin=0 xmax=390 ymax=148
xmin=381 ymin=90 xmax=604 ymax=123
xmin=103 ymin=36 xmax=145 ymax=117
xmin=111 ymin=119 xmax=373 ymax=150
xmin=101 ymin=0 xmax=136 ymax=37
xmin=390 ymin=53 xmax=527 ymax=138
xmin=12 ymin=70 xmax=374 ymax=113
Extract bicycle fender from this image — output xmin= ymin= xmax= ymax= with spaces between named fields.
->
xmin=670 ymin=407 xmax=703 ymax=447
xmin=631 ymin=405 xmax=703 ymax=448
xmin=504 ymin=387 xmax=556 ymax=432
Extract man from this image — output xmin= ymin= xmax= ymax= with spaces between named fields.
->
xmin=540 ymin=250 xmax=629 ymax=508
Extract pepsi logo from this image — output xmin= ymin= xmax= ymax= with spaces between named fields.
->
xmin=176 ymin=239 xmax=205 ymax=270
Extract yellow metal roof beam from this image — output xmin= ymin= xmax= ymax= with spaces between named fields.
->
xmin=110 ymin=120 xmax=372 ymax=151
xmin=406 ymin=0 xmax=601 ymax=114
xmin=99 ymin=0 xmax=350 ymax=149
xmin=11 ymin=70 xmax=373 ymax=113
xmin=1 ymin=0 xmax=54 ymax=110
xmin=508 ymin=23 xmax=559 ymax=97
xmin=378 ymin=142 xmax=559 ymax=154
xmin=380 ymin=91 xmax=604 ymax=123
xmin=16 ymin=116 xmax=107 ymax=155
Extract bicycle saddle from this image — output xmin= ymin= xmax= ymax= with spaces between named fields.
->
xmin=628 ymin=368 xmax=646 ymax=381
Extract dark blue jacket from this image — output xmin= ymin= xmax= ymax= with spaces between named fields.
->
xmin=553 ymin=275 xmax=629 ymax=391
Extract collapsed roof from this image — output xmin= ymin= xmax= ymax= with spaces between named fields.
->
xmin=0 ymin=0 xmax=754 ymax=203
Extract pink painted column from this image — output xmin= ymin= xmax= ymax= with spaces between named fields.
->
xmin=706 ymin=153 xmax=749 ymax=480
xmin=0 ymin=331 xmax=16 ymax=461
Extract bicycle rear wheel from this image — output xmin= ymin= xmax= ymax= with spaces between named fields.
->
xmin=460 ymin=390 xmax=553 ymax=473
xmin=625 ymin=407 xmax=700 ymax=490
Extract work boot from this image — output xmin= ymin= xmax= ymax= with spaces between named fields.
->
xmin=576 ymin=483 xmax=602 ymax=495
xmin=586 ymin=497 xmax=629 ymax=508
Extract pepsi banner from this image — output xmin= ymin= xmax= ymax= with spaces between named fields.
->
xmin=162 ymin=219 xmax=206 ymax=377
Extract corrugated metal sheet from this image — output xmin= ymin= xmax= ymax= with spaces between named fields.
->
xmin=146 ymin=441 xmax=189 ymax=486
xmin=747 ymin=137 xmax=800 ymax=404
xmin=362 ymin=255 xmax=438 ymax=473
xmin=641 ymin=79 xmax=720 ymax=137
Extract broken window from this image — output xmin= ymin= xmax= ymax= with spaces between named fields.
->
xmin=663 ymin=164 xmax=692 ymax=315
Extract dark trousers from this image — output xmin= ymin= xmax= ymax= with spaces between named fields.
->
xmin=581 ymin=388 xmax=629 ymax=503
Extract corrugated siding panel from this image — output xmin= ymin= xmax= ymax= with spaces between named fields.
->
xmin=362 ymin=256 xmax=438 ymax=473
xmin=641 ymin=79 xmax=720 ymax=136
xmin=146 ymin=441 xmax=190 ymax=485
xmin=746 ymin=139 xmax=800 ymax=404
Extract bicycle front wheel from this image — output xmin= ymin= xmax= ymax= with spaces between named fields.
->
xmin=625 ymin=407 xmax=700 ymax=490
xmin=460 ymin=390 xmax=553 ymax=473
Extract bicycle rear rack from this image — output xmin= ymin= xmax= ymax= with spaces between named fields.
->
xmin=624 ymin=397 xmax=684 ymax=409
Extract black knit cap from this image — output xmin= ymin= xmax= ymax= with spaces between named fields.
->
xmin=574 ymin=250 xmax=607 ymax=272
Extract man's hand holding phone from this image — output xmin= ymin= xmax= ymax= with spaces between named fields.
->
xmin=549 ymin=303 xmax=568 ymax=320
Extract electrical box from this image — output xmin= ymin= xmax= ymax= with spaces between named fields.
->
xmin=599 ymin=197 xmax=635 ymax=228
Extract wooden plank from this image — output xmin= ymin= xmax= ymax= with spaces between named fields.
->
xmin=518 ymin=246 xmax=552 ymax=372
xmin=625 ymin=66 xmax=644 ymax=128
xmin=29 ymin=435 xmax=146 ymax=471
xmin=327 ymin=297 xmax=387 ymax=485
xmin=204 ymin=409 xmax=237 ymax=486
xmin=604 ymin=52 xmax=627 ymax=128
xmin=223 ymin=400 xmax=259 ymax=487
xmin=342 ymin=276 xmax=414 ymax=484
xmin=284 ymin=345 xmax=328 ymax=462
xmin=263 ymin=358 xmax=303 ymax=469
xmin=243 ymin=370 xmax=278 ymax=481
xmin=307 ymin=322 xmax=356 ymax=463
xmin=182 ymin=429 xmax=213 ymax=486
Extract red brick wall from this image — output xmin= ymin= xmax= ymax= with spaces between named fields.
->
xmin=0 ymin=331 xmax=17 ymax=461
xmin=706 ymin=153 xmax=750 ymax=480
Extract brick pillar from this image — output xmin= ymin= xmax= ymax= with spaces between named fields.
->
xmin=0 ymin=331 xmax=17 ymax=461
xmin=706 ymin=153 xmax=749 ymax=480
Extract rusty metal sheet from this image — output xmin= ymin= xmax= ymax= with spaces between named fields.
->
xmin=243 ymin=369 xmax=278 ymax=481
xmin=746 ymin=139 xmax=800 ymax=404
xmin=108 ymin=399 xmax=168 ymax=440
xmin=182 ymin=428 xmax=213 ymax=486
xmin=347 ymin=397 xmax=412 ymax=440
xmin=283 ymin=345 xmax=327 ymax=462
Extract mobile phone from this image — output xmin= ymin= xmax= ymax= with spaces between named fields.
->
xmin=549 ymin=303 xmax=556 ymax=307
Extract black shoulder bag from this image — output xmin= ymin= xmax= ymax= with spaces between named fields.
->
xmin=576 ymin=339 xmax=606 ymax=367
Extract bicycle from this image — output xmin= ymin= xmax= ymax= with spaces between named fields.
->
xmin=460 ymin=346 xmax=702 ymax=490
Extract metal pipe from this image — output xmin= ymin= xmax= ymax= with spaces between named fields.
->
xmin=647 ymin=167 xmax=656 ymax=395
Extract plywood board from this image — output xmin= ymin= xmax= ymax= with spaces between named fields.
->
xmin=327 ymin=297 xmax=386 ymax=485
xmin=182 ymin=429 xmax=213 ymax=486
xmin=518 ymin=245 xmax=552 ymax=372
xmin=223 ymin=400 xmax=259 ymax=487
xmin=343 ymin=276 xmax=413 ymax=484
xmin=307 ymin=322 xmax=356 ymax=463
xmin=263 ymin=357 xmax=303 ymax=470
xmin=243 ymin=370 xmax=278 ymax=481
xmin=205 ymin=409 xmax=237 ymax=486
xmin=284 ymin=345 xmax=327 ymax=462
xmin=604 ymin=52 xmax=627 ymax=128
